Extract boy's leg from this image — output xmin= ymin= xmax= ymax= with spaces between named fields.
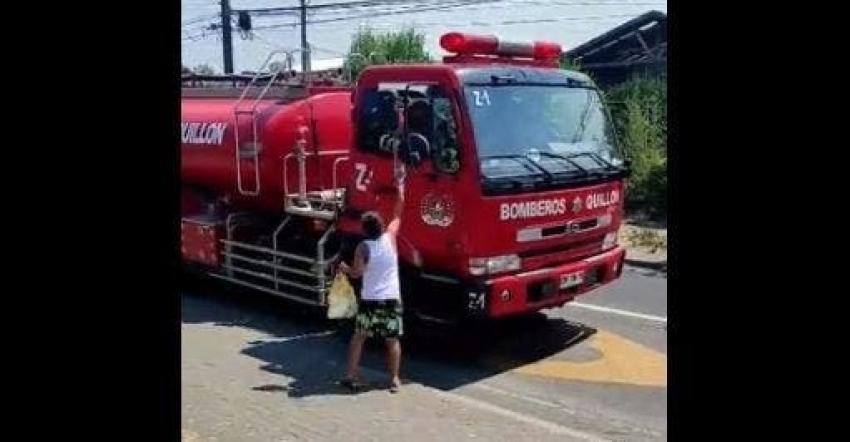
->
xmin=385 ymin=337 xmax=401 ymax=389
xmin=345 ymin=332 xmax=368 ymax=381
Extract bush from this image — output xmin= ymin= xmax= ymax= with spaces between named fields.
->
xmin=343 ymin=27 xmax=431 ymax=80
xmin=559 ymin=57 xmax=583 ymax=72
xmin=606 ymin=75 xmax=667 ymax=218
xmin=192 ymin=64 xmax=217 ymax=75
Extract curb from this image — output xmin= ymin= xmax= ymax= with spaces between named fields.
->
xmin=624 ymin=257 xmax=667 ymax=272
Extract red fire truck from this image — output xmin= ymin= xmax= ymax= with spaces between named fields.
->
xmin=181 ymin=32 xmax=629 ymax=324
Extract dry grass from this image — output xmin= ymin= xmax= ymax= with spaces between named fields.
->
xmin=623 ymin=225 xmax=667 ymax=255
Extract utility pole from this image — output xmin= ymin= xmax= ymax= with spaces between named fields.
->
xmin=221 ymin=0 xmax=234 ymax=74
xmin=300 ymin=0 xmax=311 ymax=81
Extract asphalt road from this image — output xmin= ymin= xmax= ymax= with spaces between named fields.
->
xmin=182 ymin=265 xmax=667 ymax=441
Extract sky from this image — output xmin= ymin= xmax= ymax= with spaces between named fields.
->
xmin=182 ymin=0 xmax=667 ymax=73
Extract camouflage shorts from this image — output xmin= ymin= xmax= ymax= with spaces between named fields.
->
xmin=355 ymin=300 xmax=403 ymax=338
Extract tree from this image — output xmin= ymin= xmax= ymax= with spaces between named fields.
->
xmin=607 ymin=74 xmax=667 ymax=217
xmin=343 ymin=27 xmax=431 ymax=80
xmin=559 ymin=57 xmax=583 ymax=72
xmin=192 ymin=64 xmax=217 ymax=75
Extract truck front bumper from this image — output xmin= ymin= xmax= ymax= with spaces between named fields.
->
xmin=470 ymin=246 xmax=626 ymax=318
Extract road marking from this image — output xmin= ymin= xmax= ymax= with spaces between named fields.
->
xmin=258 ymin=330 xmax=337 ymax=343
xmin=428 ymin=388 xmax=610 ymax=442
xmin=570 ymin=302 xmax=667 ymax=323
xmin=182 ymin=429 xmax=202 ymax=442
xmin=472 ymin=383 xmax=569 ymax=410
xmin=512 ymin=330 xmax=666 ymax=387
xmin=352 ymin=364 xmax=608 ymax=441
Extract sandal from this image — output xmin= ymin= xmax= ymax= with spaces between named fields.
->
xmin=339 ymin=378 xmax=364 ymax=392
xmin=389 ymin=380 xmax=402 ymax=394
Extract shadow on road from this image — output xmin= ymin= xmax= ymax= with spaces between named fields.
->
xmin=182 ymin=277 xmax=596 ymax=398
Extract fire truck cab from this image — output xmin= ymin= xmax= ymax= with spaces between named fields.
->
xmin=338 ymin=33 xmax=629 ymax=321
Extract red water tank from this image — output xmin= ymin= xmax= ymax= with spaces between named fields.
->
xmin=181 ymin=89 xmax=354 ymax=213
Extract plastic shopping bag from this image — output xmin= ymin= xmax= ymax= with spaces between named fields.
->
xmin=327 ymin=272 xmax=357 ymax=319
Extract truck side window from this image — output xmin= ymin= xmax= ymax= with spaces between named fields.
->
xmin=428 ymin=87 xmax=460 ymax=174
xmin=356 ymin=84 xmax=460 ymax=174
xmin=357 ymin=89 xmax=398 ymax=156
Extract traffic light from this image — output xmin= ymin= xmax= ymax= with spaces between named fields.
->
xmin=237 ymin=11 xmax=251 ymax=31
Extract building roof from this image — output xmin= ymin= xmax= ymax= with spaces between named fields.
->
xmin=565 ymin=10 xmax=666 ymax=73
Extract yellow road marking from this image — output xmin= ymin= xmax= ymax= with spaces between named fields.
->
xmin=182 ymin=429 xmax=202 ymax=442
xmin=512 ymin=330 xmax=666 ymax=387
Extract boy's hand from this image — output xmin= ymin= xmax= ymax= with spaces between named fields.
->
xmin=337 ymin=261 xmax=350 ymax=276
xmin=394 ymin=162 xmax=406 ymax=186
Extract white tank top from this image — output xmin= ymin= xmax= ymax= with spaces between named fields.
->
xmin=361 ymin=233 xmax=401 ymax=301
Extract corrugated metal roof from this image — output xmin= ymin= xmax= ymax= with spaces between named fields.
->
xmin=565 ymin=10 xmax=666 ymax=69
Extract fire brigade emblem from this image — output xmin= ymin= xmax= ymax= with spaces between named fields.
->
xmin=572 ymin=196 xmax=583 ymax=213
xmin=420 ymin=193 xmax=455 ymax=227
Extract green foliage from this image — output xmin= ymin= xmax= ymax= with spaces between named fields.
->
xmin=192 ymin=64 xmax=217 ymax=75
xmin=625 ymin=227 xmax=667 ymax=253
xmin=606 ymin=75 xmax=667 ymax=217
xmin=559 ymin=57 xmax=582 ymax=72
xmin=343 ymin=27 xmax=431 ymax=80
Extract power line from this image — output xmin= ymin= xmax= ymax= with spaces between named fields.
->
xmin=307 ymin=0 xmax=495 ymax=25
xmin=501 ymin=0 xmax=664 ymax=5
xmin=247 ymin=2 xmax=461 ymax=30
xmin=235 ymin=0 xmax=470 ymax=15
xmin=182 ymin=1 xmax=657 ymax=57
xmin=249 ymin=12 xmax=643 ymax=31
xmin=185 ymin=12 xmax=645 ymax=40
xmin=186 ymin=0 xmax=653 ymax=33
xmin=307 ymin=43 xmax=348 ymax=57
xmin=250 ymin=31 xmax=289 ymax=51
xmin=182 ymin=13 xmax=220 ymax=27
xmin=182 ymin=0 xmax=661 ymax=29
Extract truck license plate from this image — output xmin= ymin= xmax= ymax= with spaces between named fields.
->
xmin=560 ymin=272 xmax=584 ymax=289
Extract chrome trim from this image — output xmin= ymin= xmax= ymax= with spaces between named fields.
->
xmin=208 ymin=273 xmax=324 ymax=306
xmin=220 ymin=264 xmax=320 ymax=292
xmin=220 ymin=239 xmax=319 ymax=264
xmin=516 ymin=214 xmax=609 ymax=243
xmin=420 ymin=273 xmax=460 ymax=284
xmin=514 ymin=267 xmax=554 ymax=278
xmin=222 ymin=252 xmax=317 ymax=278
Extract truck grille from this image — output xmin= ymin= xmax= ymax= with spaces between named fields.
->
xmin=520 ymin=234 xmax=605 ymax=272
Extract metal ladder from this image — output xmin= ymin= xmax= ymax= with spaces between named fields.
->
xmin=232 ymin=49 xmax=296 ymax=196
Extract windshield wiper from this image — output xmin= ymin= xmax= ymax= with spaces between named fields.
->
xmin=565 ymin=151 xmax=621 ymax=171
xmin=480 ymin=154 xmax=553 ymax=181
xmin=534 ymin=152 xmax=589 ymax=176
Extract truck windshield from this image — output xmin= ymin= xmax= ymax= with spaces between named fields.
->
xmin=464 ymin=84 xmax=625 ymax=187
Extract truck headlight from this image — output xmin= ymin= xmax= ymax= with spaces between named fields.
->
xmin=602 ymin=231 xmax=618 ymax=250
xmin=469 ymin=254 xmax=521 ymax=276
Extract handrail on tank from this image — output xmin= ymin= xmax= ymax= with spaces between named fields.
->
xmin=234 ymin=49 xmax=295 ymax=113
xmin=332 ymin=156 xmax=350 ymax=190
xmin=286 ymin=47 xmax=311 ymax=84
xmin=283 ymin=149 xmax=349 ymax=207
